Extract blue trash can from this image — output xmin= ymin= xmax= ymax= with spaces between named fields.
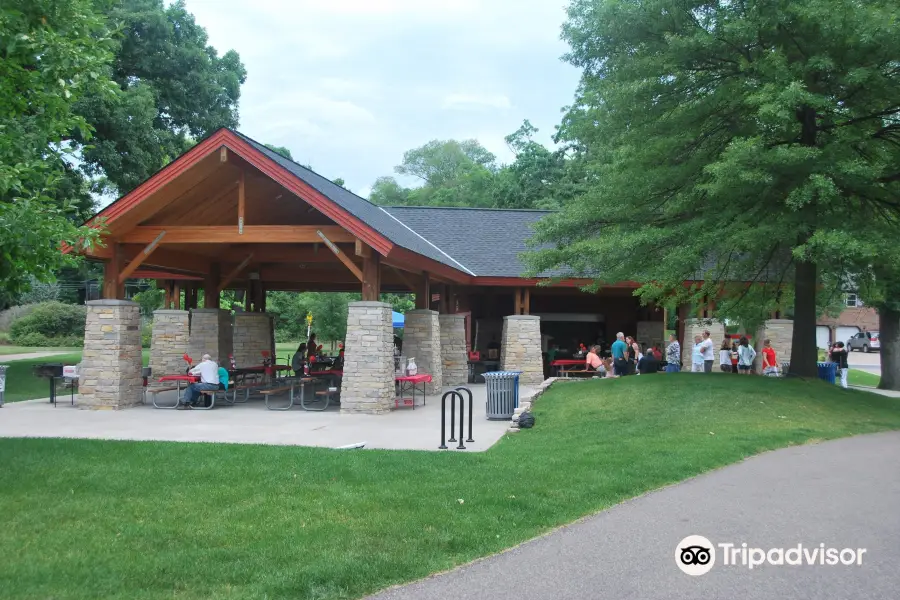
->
xmin=483 ymin=371 xmax=522 ymax=420
xmin=816 ymin=362 xmax=837 ymax=384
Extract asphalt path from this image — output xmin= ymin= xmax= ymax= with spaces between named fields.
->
xmin=366 ymin=432 xmax=900 ymax=600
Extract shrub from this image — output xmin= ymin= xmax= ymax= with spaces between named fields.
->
xmin=0 ymin=304 xmax=38 ymax=333
xmin=10 ymin=302 xmax=87 ymax=345
xmin=9 ymin=333 xmax=83 ymax=347
xmin=141 ymin=320 xmax=153 ymax=348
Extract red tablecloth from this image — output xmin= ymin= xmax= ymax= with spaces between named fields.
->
xmin=396 ymin=374 xmax=433 ymax=384
xmin=158 ymin=375 xmax=199 ymax=383
xmin=313 ymin=370 xmax=343 ymax=377
xmin=550 ymin=360 xmax=586 ymax=367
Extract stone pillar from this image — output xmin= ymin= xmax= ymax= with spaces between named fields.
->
xmin=233 ymin=312 xmax=275 ymax=367
xmin=681 ymin=318 xmax=725 ymax=367
xmin=149 ymin=310 xmax=189 ymax=377
xmin=439 ymin=314 xmax=468 ymax=387
xmin=763 ymin=319 xmax=793 ymax=365
xmin=400 ymin=310 xmax=442 ymax=394
xmin=340 ymin=301 xmax=394 ymax=414
xmin=637 ymin=320 xmax=665 ymax=349
xmin=79 ymin=300 xmax=143 ymax=409
xmin=188 ymin=308 xmax=233 ymax=365
xmin=500 ymin=315 xmax=544 ymax=386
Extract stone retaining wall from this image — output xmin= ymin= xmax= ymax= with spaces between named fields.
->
xmin=500 ymin=315 xmax=544 ymax=386
xmin=340 ymin=301 xmax=395 ymax=414
xmin=149 ymin=310 xmax=189 ymax=379
xmin=439 ymin=314 xmax=468 ymax=387
xmin=78 ymin=300 xmax=143 ymax=409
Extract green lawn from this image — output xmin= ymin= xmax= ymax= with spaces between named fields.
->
xmin=0 ymin=345 xmax=82 ymax=355
xmin=1 ymin=375 xmax=898 ymax=599
xmin=2 ymin=351 xmax=150 ymax=403
xmin=848 ymin=369 xmax=881 ymax=388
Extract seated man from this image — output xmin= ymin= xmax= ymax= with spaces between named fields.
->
xmin=585 ymin=345 xmax=606 ymax=377
xmin=637 ymin=350 xmax=660 ymax=374
xmin=180 ymin=353 xmax=220 ymax=408
xmin=291 ymin=343 xmax=307 ymax=376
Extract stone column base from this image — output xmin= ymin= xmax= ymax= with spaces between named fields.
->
xmin=233 ymin=312 xmax=275 ymax=367
xmin=79 ymin=300 xmax=143 ymax=409
xmin=188 ymin=309 xmax=233 ymax=365
xmin=340 ymin=302 xmax=394 ymax=414
xmin=500 ymin=315 xmax=544 ymax=386
xmin=401 ymin=309 xmax=442 ymax=394
xmin=762 ymin=319 xmax=793 ymax=365
xmin=149 ymin=310 xmax=189 ymax=378
xmin=439 ymin=314 xmax=468 ymax=387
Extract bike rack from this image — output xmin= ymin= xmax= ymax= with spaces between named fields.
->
xmin=440 ymin=386 xmax=474 ymax=450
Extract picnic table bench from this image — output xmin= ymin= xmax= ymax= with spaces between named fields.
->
xmin=258 ymin=377 xmax=326 ymax=411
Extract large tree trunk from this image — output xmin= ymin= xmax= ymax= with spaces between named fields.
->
xmin=878 ymin=306 xmax=900 ymax=391
xmin=790 ymin=258 xmax=819 ymax=378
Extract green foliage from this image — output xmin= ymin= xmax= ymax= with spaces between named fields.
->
xmin=9 ymin=301 xmax=86 ymax=344
xmin=525 ymin=0 xmax=900 ymax=372
xmin=131 ymin=281 xmax=164 ymax=318
xmin=264 ymin=144 xmax=293 ymax=160
xmin=75 ymin=0 xmax=247 ymax=196
xmin=268 ymin=292 xmax=358 ymax=344
xmin=18 ymin=277 xmax=62 ymax=304
xmin=0 ymin=0 xmax=109 ymax=299
xmin=0 ymin=304 xmax=39 ymax=333
xmin=141 ymin=320 xmax=152 ymax=348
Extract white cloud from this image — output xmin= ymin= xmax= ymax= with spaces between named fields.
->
xmin=442 ymin=93 xmax=512 ymax=111
xmin=183 ymin=0 xmax=581 ymax=193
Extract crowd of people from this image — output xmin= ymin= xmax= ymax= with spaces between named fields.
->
xmin=580 ymin=330 xmax=785 ymax=379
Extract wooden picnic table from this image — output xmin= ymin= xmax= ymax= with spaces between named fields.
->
xmin=395 ymin=373 xmax=432 ymax=409
xmin=550 ymin=359 xmax=588 ymax=377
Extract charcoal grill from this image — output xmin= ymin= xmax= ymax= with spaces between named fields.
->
xmin=33 ymin=363 xmax=78 ymax=406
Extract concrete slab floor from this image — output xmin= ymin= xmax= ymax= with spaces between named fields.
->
xmin=0 ymin=384 xmax=526 ymax=452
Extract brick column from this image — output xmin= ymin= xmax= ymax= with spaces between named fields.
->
xmin=401 ymin=309 xmax=442 ymax=394
xmin=439 ymin=314 xmax=468 ymax=387
xmin=233 ymin=312 xmax=275 ymax=367
xmin=188 ymin=308 xmax=233 ymax=365
xmin=500 ymin=315 xmax=544 ymax=386
xmin=340 ymin=301 xmax=394 ymax=414
xmin=149 ymin=310 xmax=189 ymax=378
xmin=79 ymin=300 xmax=143 ymax=409
xmin=681 ymin=319 xmax=725 ymax=367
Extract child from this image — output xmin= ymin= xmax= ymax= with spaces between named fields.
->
xmin=691 ymin=335 xmax=704 ymax=372
xmin=737 ymin=336 xmax=756 ymax=374
xmin=719 ymin=339 xmax=733 ymax=372
xmin=761 ymin=339 xmax=778 ymax=376
xmin=830 ymin=341 xmax=849 ymax=388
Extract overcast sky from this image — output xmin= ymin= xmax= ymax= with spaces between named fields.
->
xmin=183 ymin=0 xmax=581 ymax=198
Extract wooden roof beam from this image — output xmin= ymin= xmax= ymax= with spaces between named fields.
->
xmin=121 ymin=225 xmax=355 ymax=244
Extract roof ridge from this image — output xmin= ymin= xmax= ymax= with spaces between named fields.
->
xmin=385 ymin=205 xmax=554 ymax=213
xmin=378 ymin=207 xmax=477 ymax=276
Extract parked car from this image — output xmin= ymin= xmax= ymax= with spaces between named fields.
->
xmin=847 ymin=331 xmax=880 ymax=352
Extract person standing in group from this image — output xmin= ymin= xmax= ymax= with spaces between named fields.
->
xmin=737 ymin=336 xmax=756 ymax=374
xmin=626 ymin=336 xmax=641 ymax=375
xmin=730 ymin=341 xmax=740 ymax=374
xmin=698 ymin=330 xmax=715 ymax=373
xmin=611 ymin=332 xmax=629 ymax=376
xmin=761 ymin=338 xmax=779 ymax=376
xmin=719 ymin=338 xmax=733 ymax=372
xmin=691 ymin=335 xmax=705 ymax=372
xmin=665 ymin=333 xmax=681 ymax=373
xmin=829 ymin=341 xmax=849 ymax=388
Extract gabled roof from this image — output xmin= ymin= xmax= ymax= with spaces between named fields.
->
xmin=383 ymin=206 xmax=551 ymax=277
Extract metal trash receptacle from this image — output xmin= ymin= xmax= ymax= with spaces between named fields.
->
xmin=0 ymin=364 xmax=8 ymax=407
xmin=816 ymin=362 xmax=837 ymax=384
xmin=483 ymin=371 xmax=521 ymax=420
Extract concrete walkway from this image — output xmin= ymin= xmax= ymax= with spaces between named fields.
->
xmin=0 ymin=384 xmax=517 ymax=452
xmin=848 ymin=351 xmax=881 ymax=376
xmin=0 ymin=350 xmax=73 ymax=362
xmin=367 ymin=432 xmax=900 ymax=600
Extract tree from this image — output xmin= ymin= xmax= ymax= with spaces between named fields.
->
xmin=526 ymin=0 xmax=900 ymax=377
xmin=0 ymin=0 xmax=110 ymax=299
xmin=74 ymin=0 xmax=247 ymax=195
xmin=369 ymin=176 xmax=411 ymax=206
xmin=264 ymin=144 xmax=293 ymax=160
xmin=491 ymin=120 xmax=571 ymax=209
xmin=395 ymin=139 xmax=496 ymax=188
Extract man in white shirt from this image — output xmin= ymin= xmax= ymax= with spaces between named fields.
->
xmin=698 ymin=331 xmax=715 ymax=373
xmin=180 ymin=353 xmax=220 ymax=407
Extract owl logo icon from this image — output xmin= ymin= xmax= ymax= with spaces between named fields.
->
xmin=676 ymin=535 xmax=716 ymax=575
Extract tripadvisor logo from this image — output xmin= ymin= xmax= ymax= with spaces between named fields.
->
xmin=676 ymin=535 xmax=867 ymax=576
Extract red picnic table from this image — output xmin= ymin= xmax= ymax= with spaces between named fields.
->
xmin=151 ymin=374 xmax=200 ymax=409
xmin=395 ymin=373 xmax=432 ymax=409
xmin=550 ymin=359 xmax=588 ymax=377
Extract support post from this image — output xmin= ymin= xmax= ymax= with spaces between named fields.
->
xmin=172 ymin=281 xmax=181 ymax=310
xmin=362 ymin=254 xmax=381 ymax=301
xmin=415 ymin=272 xmax=431 ymax=310
xmin=102 ymin=241 xmax=125 ymax=300
xmin=238 ymin=170 xmax=245 ymax=235
xmin=204 ymin=264 xmax=221 ymax=309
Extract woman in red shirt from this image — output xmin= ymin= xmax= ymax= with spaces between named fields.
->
xmin=761 ymin=339 xmax=778 ymax=376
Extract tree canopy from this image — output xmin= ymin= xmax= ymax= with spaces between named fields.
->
xmin=523 ymin=0 xmax=900 ymax=378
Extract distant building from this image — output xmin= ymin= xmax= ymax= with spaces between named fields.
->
xmin=816 ymin=293 xmax=879 ymax=349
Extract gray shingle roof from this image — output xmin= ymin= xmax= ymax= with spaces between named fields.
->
xmin=383 ymin=206 xmax=551 ymax=277
xmin=234 ymin=131 xmax=474 ymax=273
